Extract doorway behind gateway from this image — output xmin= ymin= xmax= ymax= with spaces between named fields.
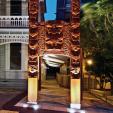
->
xmin=39 ymin=54 xmax=70 ymax=110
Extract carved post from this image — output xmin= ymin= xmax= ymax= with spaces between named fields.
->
xmin=28 ymin=0 xmax=39 ymax=104
xmin=70 ymin=0 xmax=81 ymax=109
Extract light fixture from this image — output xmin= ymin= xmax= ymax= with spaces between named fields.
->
xmin=67 ymin=108 xmax=85 ymax=113
xmin=67 ymin=108 xmax=76 ymax=113
xmin=32 ymin=104 xmax=40 ymax=110
xmin=87 ymin=59 xmax=93 ymax=65
xmin=23 ymin=103 xmax=28 ymax=108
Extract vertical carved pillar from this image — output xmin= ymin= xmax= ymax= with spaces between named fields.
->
xmin=28 ymin=0 xmax=39 ymax=104
xmin=70 ymin=0 xmax=81 ymax=109
xmin=38 ymin=22 xmax=45 ymax=55
xmin=38 ymin=23 xmax=45 ymax=90
xmin=63 ymin=24 xmax=71 ymax=56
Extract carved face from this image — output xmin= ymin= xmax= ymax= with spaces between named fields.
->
xmin=46 ymin=21 xmax=63 ymax=38
xmin=46 ymin=24 xmax=62 ymax=34
xmin=29 ymin=2 xmax=38 ymax=15
xmin=45 ymin=21 xmax=64 ymax=49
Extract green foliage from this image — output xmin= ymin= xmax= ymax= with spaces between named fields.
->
xmin=81 ymin=0 xmax=113 ymax=90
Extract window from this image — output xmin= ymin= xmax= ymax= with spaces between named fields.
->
xmin=10 ymin=0 xmax=22 ymax=15
xmin=10 ymin=43 xmax=21 ymax=70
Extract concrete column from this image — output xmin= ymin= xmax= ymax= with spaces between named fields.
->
xmin=21 ymin=44 xmax=28 ymax=71
xmin=5 ymin=44 xmax=10 ymax=79
xmin=5 ymin=44 xmax=10 ymax=71
xmin=6 ymin=0 xmax=10 ymax=15
xmin=0 ymin=45 xmax=5 ymax=79
xmin=0 ymin=0 xmax=6 ymax=15
xmin=22 ymin=1 xmax=28 ymax=15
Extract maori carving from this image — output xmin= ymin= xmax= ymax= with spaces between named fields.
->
xmin=71 ymin=0 xmax=80 ymax=19
xmin=70 ymin=32 xmax=80 ymax=45
xmin=38 ymin=23 xmax=45 ymax=55
xmin=28 ymin=0 xmax=39 ymax=77
xmin=70 ymin=45 xmax=80 ymax=56
xmin=63 ymin=24 xmax=71 ymax=55
xmin=28 ymin=0 xmax=81 ymax=79
xmin=45 ymin=21 xmax=64 ymax=49
xmin=70 ymin=0 xmax=80 ymax=79
xmin=29 ymin=1 xmax=38 ymax=20
xmin=71 ymin=58 xmax=80 ymax=67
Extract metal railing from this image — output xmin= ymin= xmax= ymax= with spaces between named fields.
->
xmin=0 ymin=29 xmax=29 ymax=45
xmin=0 ymin=16 xmax=29 ymax=28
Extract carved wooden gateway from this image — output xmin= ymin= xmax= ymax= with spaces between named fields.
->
xmin=28 ymin=0 xmax=81 ymax=109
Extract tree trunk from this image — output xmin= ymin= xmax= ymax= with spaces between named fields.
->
xmin=94 ymin=76 xmax=96 ymax=89
xmin=100 ymin=82 xmax=103 ymax=89
xmin=100 ymin=79 xmax=104 ymax=90
xmin=100 ymin=75 xmax=104 ymax=90
xmin=111 ymin=81 xmax=113 ymax=95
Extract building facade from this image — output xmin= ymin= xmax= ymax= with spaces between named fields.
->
xmin=0 ymin=0 xmax=28 ymax=81
xmin=0 ymin=0 xmax=46 ymax=90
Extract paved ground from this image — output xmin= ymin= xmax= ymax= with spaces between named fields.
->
xmin=0 ymin=89 xmax=22 ymax=109
xmin=82 ymin=92 xmax=113 ymax=113
xmin=0 ymin=82 xmax=113 ymax=113
xmin=15 ymin=80 xmax=69 ymax=112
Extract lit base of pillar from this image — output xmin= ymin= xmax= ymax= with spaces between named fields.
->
xmin=70 ymin=79 xmax=81 ymax=109
xmin=28 ymin=77 xmax=38 ymax=104
xmin=27 ymin=102 xmax=37 ymax=105
xmin=70 ymin=103 xmax=81 ymax=109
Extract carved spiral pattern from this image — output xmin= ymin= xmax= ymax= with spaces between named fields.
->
xmin=38 ymin=23 xmax=45 ymax=55
xmin=28 ymin=0 xmax=80 ymax=79
xmin=70 ymin=0 xmax=80 ymax=79
xmin=28 ymin=0 xmax=39 ymax=77
xmin=63 ymin=24 xmax=71 ymax=56
xmin=45 ymin=21 xmax=64 ymax=50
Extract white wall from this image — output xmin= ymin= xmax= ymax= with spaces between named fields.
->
xmin=0 ymin=43 xmax=28 ymax=80
xmin=21 ymin=44 xmax=28 ymax=71
xmin=5 ymin=0 xmax=28 ymax=16
xmin=5 ymin=43 xmax=10 ymax=71
xmin=6 ymin=0 xmax=10 ymax=15
xmin=22 ymin=1 xmax=28 ymax=15
xmin=0 ymin=0 xmax=6 ymax=15
xmin=0 ymin=45 xmax=6 ymax=78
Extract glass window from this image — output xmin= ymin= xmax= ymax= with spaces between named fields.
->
xmin=10 ymin=43 xmax=21 ymax=70
xmin=10 ymin=0 xmax=22 ymax=15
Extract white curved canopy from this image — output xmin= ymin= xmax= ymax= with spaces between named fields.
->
xmin=43 ymin=54 xmax=69 ymax=67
